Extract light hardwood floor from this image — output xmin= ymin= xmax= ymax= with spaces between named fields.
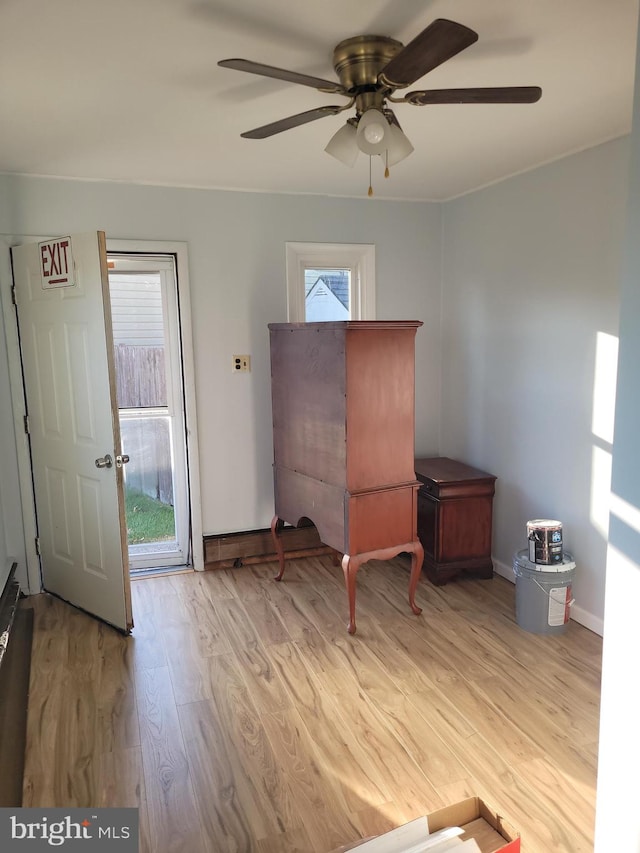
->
xmin=22 ymin=556 xmax=602 ymax=852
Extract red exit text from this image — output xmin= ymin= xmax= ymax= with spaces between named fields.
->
xmin=39 ymin=237 xmax=75 ymax=288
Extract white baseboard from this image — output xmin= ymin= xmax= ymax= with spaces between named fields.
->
xmin=493 ymin=558 xmax=604 ymax=637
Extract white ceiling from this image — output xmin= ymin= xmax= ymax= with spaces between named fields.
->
xmin=1 ymin=0 xmax=638 ymax=201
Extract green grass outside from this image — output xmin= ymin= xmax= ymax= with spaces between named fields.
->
xmin=125 ymin=487 xmax=175 ymax=545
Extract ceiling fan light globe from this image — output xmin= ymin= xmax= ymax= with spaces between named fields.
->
xmin=356 ymin=108 xmax=390 ymax=155
xmin=325 ymin=122 xmax=359 ymax=167
xmin=386 ymin=123 xmax=414 ymax=167
xmin=363 ymin=123 xmax=385 ymax=145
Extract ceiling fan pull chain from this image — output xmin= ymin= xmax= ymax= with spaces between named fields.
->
xmin=368 ymin=156 xmax=373 ymax=197
xmin=384 ymin=149 xmax=390 ymax=179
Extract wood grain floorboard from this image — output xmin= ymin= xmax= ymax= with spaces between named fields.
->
xmin=183 ymin=599 xmax=236 ymax=657
xmin=179 ymin=698 xmax=269 ymax=852
xmin=23 ymin=558 xmax=602 ymax=852
xmin=312 ymin=664 xmax=444 ymax=820
xmin=96 ymin=623 xmax=140 ymax=752
xmin=254 ymin=825 xmax=316 ymax=853
xmin=128 ymin=584 xmax=169 ymax=671
xmin=261 ymin=706 xmax=361 ymax=853
xmin=204 ymin=652 xmax=301 ymax=838
xmin=266 ymin=641 xmax=392 ymax=812
xmin=241 ymin=595 xmax=292 ymax=647
xmin=136 ymin=665 xmax=206 ymax=852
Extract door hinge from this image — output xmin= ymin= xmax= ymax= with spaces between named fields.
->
xmin=23 ymin=414 xmax=30 ymax=435
xmin=11 ymin=284 xmax=17 ymax=306
xmin=35 ymin=537 xmax=41 ymax=556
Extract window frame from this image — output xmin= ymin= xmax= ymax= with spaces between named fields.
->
xmin=285 ymin=242 xmax=376 ymax=322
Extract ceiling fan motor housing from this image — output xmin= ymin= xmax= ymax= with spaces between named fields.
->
xmin=332 ymin=36 xmax=403 ymax=94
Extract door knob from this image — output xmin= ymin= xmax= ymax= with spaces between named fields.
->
xmin=95 ymin=454 xmax=113 ymax=469
xmin=116 ymin=454 xmax=130 ymax=468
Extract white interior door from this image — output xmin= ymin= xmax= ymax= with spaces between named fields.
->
xmin=11 ymin=232 xmax=132 ymax=632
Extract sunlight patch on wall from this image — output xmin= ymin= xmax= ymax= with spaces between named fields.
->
xmin=591 ymin=445 xmax=613 ymax=537
xmin=592 ymin=331 xmax=619 ymax=444
xmin=590 ymin=331 xmax=619 ymax=537
xmin=610 ymin=493 xmax=640 ymax=536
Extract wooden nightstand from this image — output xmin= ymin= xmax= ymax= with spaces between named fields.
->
xmin=415 ymin=457 xmax=496 ymax=585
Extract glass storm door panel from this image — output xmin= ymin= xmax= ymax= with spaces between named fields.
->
xmin=108 ymin=255 xmax=190 ymax=571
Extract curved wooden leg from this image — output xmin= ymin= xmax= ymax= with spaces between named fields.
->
xmin=408 ymin=541 xmax=424 ymax=616
xmin=341 ymin=553 xmax=362 ymax=635
xmin=271 ymin=516 xmax=286 ymax=581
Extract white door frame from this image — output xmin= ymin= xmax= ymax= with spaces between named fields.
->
xmin=107 ymin=240 xmax=203 ymax=571
xmin=1 ymin=235 xmax=40 ymax=593
xmin=0 ymin=236 xmax=204 ymax=597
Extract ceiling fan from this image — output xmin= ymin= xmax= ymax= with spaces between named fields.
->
xmin=218 ymin=18 xmax=541 ymax=193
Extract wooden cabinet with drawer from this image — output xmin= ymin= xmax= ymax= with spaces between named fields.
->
xmin=269 ymin=321 xmax=425 ymax=634
xmin=415 ymin=457 xmax=496 ymax=585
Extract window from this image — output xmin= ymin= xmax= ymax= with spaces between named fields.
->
xmin=285 ymin=242 xmax=375 ymax=322
xmin=304 ymin=268 xmax=350 ymax=321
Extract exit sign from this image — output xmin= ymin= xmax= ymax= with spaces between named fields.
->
xmin=39 ymin=237 xmax=76 ymax=289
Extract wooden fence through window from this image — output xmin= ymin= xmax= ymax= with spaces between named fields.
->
xmin=114 ymin=345 xmax=173 ymax=506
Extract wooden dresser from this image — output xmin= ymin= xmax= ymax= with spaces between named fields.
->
xmin=268 ymin=321 xmax=424 ymax=633
xmin=415 ymin=457 xmax=496 ymax=585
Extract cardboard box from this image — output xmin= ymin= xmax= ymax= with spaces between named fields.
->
xmin=332 ymin=797 xmax=520 ymax=853
xmin=426 ymin=797 xmax=519 ymax=853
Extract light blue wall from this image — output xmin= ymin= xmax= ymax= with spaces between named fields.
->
xmin=440 ymin=138 xmax=630 ymax=631
xmin=0 ymin=177 xmax=442 ymax=538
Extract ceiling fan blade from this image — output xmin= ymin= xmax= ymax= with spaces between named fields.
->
xmin=405 ymin=86 xmax=542 ymax=105
xmin=218 ymin=59 xmax=345 ymax=94
xmin=378 ymin=19 xmax=478 ymax=89
xmin=240 ymin=106 xmax=345 ymax=139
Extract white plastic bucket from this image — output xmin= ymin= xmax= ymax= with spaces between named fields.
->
xmin=513 ymin=549 xmax=575 ymax=634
